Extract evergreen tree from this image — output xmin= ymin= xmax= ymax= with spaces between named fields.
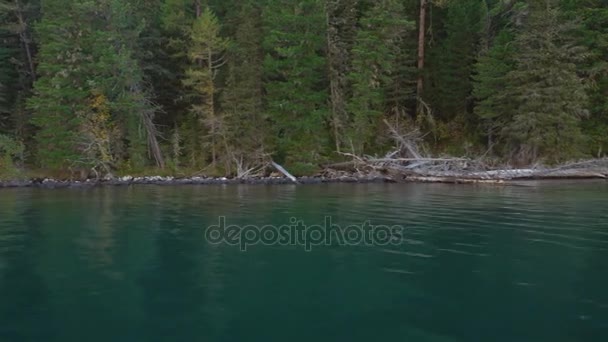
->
xmin=427 ymin=0 xmax=485 ymax=121
xmin=326 ymin=0 xmax=357 ymax=152
xmin=346 ymin=0 xmax=415 ymax=154
xmin=220 ymin=2 xmax=267 ymax=174
xmin=182 ymin=7 xmax=229 ymax=168
xmin=562 ymin=0 xmax=608 ymax=156
xmin=473 ymin=0 xmax=527 ymax=152
xmin=262 ymin=0 xmax=329 ymax=168
xmin=29 ymin=0 xmax=162 ymax=171
xmin=0 ymin=0 xmax=39 ymax=139
xmin=102 ymin=0 xmax=165 ymax=170
xmin=502 ymin=1 xmax=589 ymax=163
xmin=473 ymin=29 xmax=516 ymax=149
xmin=28 ymin=0 xmax=93 ymax=169
xmin=0 ymin=0 xmax=604 ymax=175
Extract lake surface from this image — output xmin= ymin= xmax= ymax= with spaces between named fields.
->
xmin=0 ymin=182 xmax=607 ymax=341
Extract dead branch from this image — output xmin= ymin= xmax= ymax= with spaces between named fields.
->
xmin=271 ymin=161 xmax=298 ymax=184
xmin=327 ymin=122 xmax=608 ymax=183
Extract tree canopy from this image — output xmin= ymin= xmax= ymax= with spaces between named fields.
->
xmin=0 ymin=0 xmax=606 ymax=176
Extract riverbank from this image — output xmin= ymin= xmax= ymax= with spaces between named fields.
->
xmin=1 ymin=168 xmax=606 ymax=189
xmin=0 ymin=173 xmax=389 ymax=189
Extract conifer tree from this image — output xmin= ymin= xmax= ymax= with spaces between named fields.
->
xmin=562 ymin=0 xmax=608 ymax=156
xmin=473 ymin=29 xmax=516 ymax=149
xmin=428 ymin=0 xmax=485 ymax=121
xmin=502 ymin=1 xmax=588 ymax=163
xmin=326 ymin=0 xmax=357 ymax=152
xmin=28 ymin=0 xmax=92 ymax=169
xmin=182 ymin=7 xmax=229 ymax=168
xmin=346 ymin=0 xmax=414 ymax=154
xmin=0 ymin=0 xmax=39 ymax=140
xmin=220 ymin=2 xmax=267 ymax=174
xmin=262 ymin=0 xmax=329 ymax=169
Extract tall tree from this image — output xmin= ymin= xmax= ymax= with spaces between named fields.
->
xmin=182 ymin=7 xmax=229 ymax=168
xmin=28 ymin=0 xmax=93 ymax=169
xmin=473 ymin=29 xmax=516 ymax=150
xmin=428 ymin=0 xmax=485 ymax=121
xmin=262 ymin=0 xmax=329 ymax=168
xmin=502 ymin=1 xmax=589 ymax=163
xmin=346 ymin=0 xmax=415 ymax=154
xmin=562 ymin=0 xmax=608 ymax=157
xmin=325 ymin=0 xmax=357 ymax=152
xmin=29 ymin=0 xmax=163 ymax=172
xmin=220 ymin=2 xmax=267 ymax=174
xmin=416 ymin=0 xmax=427 ymax=112
xmin=0 ymin=0 xmax=39 ymax=139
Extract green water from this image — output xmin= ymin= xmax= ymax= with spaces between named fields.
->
xmin=0 ymin=182 xmax=607 ymax=341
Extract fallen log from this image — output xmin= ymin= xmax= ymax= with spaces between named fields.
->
xmin=326 ymin=124 xmax=608 ymax=184
xmin=403 ymin=176 xmax=506 ymax=184
xmin=271 ymin=161 xmax=299 ymax=184
xmin=538 ymin=169 xmax=607 ymax=179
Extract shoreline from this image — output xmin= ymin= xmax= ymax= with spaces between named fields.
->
xmin=0 ymin=173 xmax=606 ymax=189
xmin=0 ymin=174 xmax=389 ymax=189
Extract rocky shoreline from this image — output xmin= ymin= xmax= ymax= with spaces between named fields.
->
xmin=0 ymin=172 xmax=608 ymax=189
xmin=0 ymin=174 xmax=391 ymax=189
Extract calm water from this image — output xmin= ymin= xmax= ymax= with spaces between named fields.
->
xmin=0 ymin=182 xmax=607 ymax=341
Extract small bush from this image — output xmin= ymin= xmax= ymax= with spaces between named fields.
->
xmin=286 ymin=162 xmax=319 ymax=177
xmin=0 ymin=134 xmax=24 ymax=179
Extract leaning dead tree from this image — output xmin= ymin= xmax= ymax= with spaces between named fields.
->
xmin=327 ymin=121 xmax=608 ymax=183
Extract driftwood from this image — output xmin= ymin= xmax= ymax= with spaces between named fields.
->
xmin=271 ymin=161 xmax=299 ymax=184
xmin=327 ymin=121 xmax=608 ymax=183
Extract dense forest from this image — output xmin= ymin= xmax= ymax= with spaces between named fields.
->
xmin=0 ymin=0 xmax=607 ymax=178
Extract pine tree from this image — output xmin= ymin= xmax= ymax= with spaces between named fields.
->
xmin=182 ymin=7 xmax=229 ymax=168
xmin=502 ymin=2 xmax=589 ymax=163
xmin=29 ymin=0 xmax=162 ymax=171
xmin=326 ymin=0 xmax=357 ymax=152
xmin=427 ymin=0 xmax=485 ymax=121
xmin=473 ymin=29 xmax=516 ymax=149
xmin=27 ymin=0 xmax=92 ymax=169
xmin=473 ymin=0 xmax=527 ymax=152
xmin=562 ymin=0 xmax=608 ymax=157
xmin=220 ymin=2 xmax=267 ymax=174
xmin=346 ymin=0 xmax=415 ymax=154
xmin=262 ymin=0 xmax=329 ymax=169
xmin=0 ymin=7 xmax=16 ymax=123
xmin=0 ymin=0 xmax=39 ymax=140
xmin=102 ymin=0 xmax=165 ymax=170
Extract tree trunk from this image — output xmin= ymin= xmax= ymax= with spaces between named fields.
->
xmin=208 ymin=47 xmax=216 ymax=167
xmin=15 ymin=2 xmax=36 ymax=82
xmin=325 ymin=0 xmax=356 ymax=153
xmin=326 ymin=1 xmax=342 ymax=152
xmin=416 ymin=0 xmax=427 ymax=109
xmin=195 ymin=0 xmax=202 ymax=17
xmin=142 ymin=110 xmax=166 ymax=169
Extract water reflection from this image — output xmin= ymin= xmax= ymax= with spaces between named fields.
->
xmin=0 ymin=182 xmax=606 ymax=341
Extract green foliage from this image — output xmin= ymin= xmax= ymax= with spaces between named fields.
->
xmin=28 ymin=0 xmax=161 ymax=171
xmin=0 ymin=0 xmax=39 ymax=138
xmin=561 ymin=0 xmax=608 ymax=156
xmin=0 ymin=0 xmax=606 ymax=177
xmin=503 ymin=4 xmax=589 ymax=163
xmin=473 ymin=29 xmax=516 ymax=145
xmin=27 ymin=0 xmax=89 ymax=168
xmin=285 ymin=162 xmax=318 ymax=177
xmin=427 ymin=0 xmax=485 ymax=120
xmin=220 ymin=2 xmax=267 ymax=172
xmin=182 ymin=7 xmax=230 ymax=168
xmin=0 ymin=133 xmax=23 ymax=177
xmin=262 ymin=0 xmax=329 ymax=164
xmin=346 ymin=0 xmax=415 ymax=155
